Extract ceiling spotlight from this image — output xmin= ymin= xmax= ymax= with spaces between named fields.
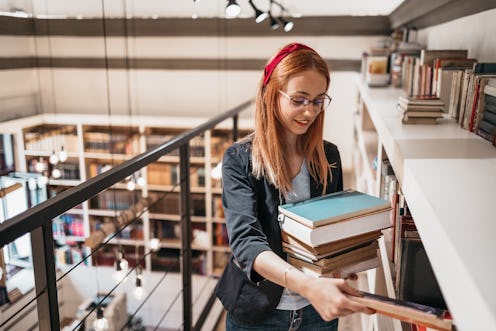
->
xmin=225 ymin=0 xmax=241 ymax=18
xmin=279 ymin=17 xmax=294 ymax=32
xmin=249 ymin=0 xmax=268 ymax=23
xmin=269 ymin=14 xmax=280 ymax=30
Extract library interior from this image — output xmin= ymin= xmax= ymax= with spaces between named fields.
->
xmin=0 ymin=0 xmax=495 ymax=330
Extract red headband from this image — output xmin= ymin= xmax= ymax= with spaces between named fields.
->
xmin=263 ymin=43 xmax=314 ymax=86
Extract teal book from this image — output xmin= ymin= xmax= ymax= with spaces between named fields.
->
xmin=278 ymin=189 xmax=392 ymax=247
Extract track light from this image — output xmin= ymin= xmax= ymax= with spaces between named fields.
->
xmin=279 ymin=16 xmax=294 ymax=32
xmin=225 ymin=0 xmax=241 ymax=18
xmin=248 ymin=0 xmax=268 ymax=23
xmin=269 ymin=14 xmax=280 ymax=30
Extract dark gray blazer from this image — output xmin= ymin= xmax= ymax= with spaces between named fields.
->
xmin=214 ymin=136 xmax=343 ymax=324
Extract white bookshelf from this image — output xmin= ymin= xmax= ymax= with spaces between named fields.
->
xmin=355 ymin=79 xmax=496 ymax=331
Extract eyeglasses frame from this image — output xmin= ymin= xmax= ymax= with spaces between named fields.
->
xmin=279 ymin=90 xmax=332 ymax=113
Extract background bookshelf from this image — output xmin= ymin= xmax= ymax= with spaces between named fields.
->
xmin=12 ymin=114 xmax=252 ymax=277
xmin=353 ymin=79 xmax=496 ymax=331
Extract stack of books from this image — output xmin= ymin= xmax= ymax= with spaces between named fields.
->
xmin=278 ymin=189 xmax=392 ymax=278
xmin=475 ymin=78 xmax=496 ymax=145
xmin=397 ymin=96 xmax=445 ymax=124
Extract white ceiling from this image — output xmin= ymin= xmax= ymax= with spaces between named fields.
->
xmin=2 ymin=0 xmax=405 ymax=18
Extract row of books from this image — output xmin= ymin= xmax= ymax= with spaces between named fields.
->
xmin=146 ymin=134 xmax=206 ymax=157
xmin=25 ymin=132 xmax=79 ymax=154
xmin=278 ymin=188 xmax=453 ymax=330
xmin=472 ymin=79 xmax=496 ymax=144
xmin=84 ymin=132 xmax=141 ymax=154
xmin=53 ymin=214 xmax=85 ymax=238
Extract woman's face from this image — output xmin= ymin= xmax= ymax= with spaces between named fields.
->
xmin=277 ymin=70 xmax=328 ymax=139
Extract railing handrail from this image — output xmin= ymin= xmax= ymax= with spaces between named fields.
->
xmin=0 ymin=99 xmax=252 ymax=247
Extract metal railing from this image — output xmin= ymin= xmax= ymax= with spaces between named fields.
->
xmin=0 ymin=99 xmax=252 ymax=330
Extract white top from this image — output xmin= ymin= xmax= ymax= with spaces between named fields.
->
xmin=356 ymin=79 xmax=496 ymax=331
xmin=277 ymin=161 xmax=311 ymax=311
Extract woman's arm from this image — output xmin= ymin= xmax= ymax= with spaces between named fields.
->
xmin=253 ymin=250 xmax=374 ymax=321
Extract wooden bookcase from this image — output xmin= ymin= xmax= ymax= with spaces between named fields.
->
xmin=3 ymin=113 xmax=252 ymax=277
xmin=353 ymin=79 xmax=496 ymax=331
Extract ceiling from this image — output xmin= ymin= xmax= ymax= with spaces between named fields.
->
xmin=2 ymin=0 xmax=405 ymax=18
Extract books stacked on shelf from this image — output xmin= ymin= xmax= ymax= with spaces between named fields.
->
xmin=390 ymin=46 xmax=422 ymax=88
xmin=391 ymin=200 xmax=448 ymax=313
xmin=397 ymin=96 xmax=444 ymax=125
xmin=399 ymin=48 xmax=482 ymax=120
xmin=278 ymin=189 xmax=392 ymax=278
xmin=459 ymin=64 xmax=496 ymax=133
xmin=474 ymin=78 xmax=496 ymax=145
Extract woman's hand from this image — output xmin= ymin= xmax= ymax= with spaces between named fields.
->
xmin=301 ymin=276 xmax=375 ymax=321
xmin=253 ymin=251 xmax=375 ymax=321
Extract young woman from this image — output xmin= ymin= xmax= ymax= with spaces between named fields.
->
xmin=215 ymin=43 xmax=373 ymax=330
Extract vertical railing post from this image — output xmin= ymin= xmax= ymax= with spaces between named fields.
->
xmin=30 ymin=221 xmax=60 ymax=330
xmin=232 ymin=114 xmax=239 ymax=142
xmin=179 ymin=143 xmax=193 ymax=331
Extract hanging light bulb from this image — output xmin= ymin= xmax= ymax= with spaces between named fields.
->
xmin=126 ymin=178 xmax=136 ymax=191
xmin=225 ymin=0 xmax=241 ymax=18
xmin=150 ymin=238 xmax=160 ymax=252
xmin=93 ymin=306 xmax=109 ymax=331
xmin=112 ymin=250 xmax=129 ymax=283
xmin=49 ymin=150 xmax=59 ymax=165
xmin=136 ymin=175 xmax=146 ymax=188
xmin=52 ymin=168 xmax=62 ymax=179
xmin=35 ymin=157 xmax=46 ymax=172
xmin=58 ymin=145 xmax=68 ymax=162
xmin=133 ymin=267 xmax=145 ymax=300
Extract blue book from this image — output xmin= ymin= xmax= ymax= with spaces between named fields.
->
xmin=278 ymin=190 xmax=392 ymax=247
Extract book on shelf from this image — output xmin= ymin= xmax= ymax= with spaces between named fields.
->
xmin=433 ymin=58 xmax=477 ymax=117
xmin=278 ymin=189 xmax=391 ymax=247
xmin=346 ymin=290 xmax=453 ymax=331
xmin=419 ymin=49 xmax=468 ymax=67
xmin=398 ymin=95 xmax=444 ymax=111
xmin=402 ymin=114 xmax=441 ymax=125
xmin=397 ymin=238 xmax=447 ymax=312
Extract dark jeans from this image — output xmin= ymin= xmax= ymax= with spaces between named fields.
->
xmin=226 ymin=304 xmax=339 ymax=331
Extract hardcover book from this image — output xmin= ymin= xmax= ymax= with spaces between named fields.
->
xmin=278 ymin=190 xmax=391 ymax=247
xmin=347 ymin=290 xmax=453 ymax=331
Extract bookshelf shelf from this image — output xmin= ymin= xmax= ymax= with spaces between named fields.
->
xmin=355 ymin=79 xmax=496 ymax=331
xmin=0 ymin=113 xmax=251 ymax=277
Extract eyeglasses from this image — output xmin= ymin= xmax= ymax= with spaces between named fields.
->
xmin=279 ymin=90 xmax=332 ymax=113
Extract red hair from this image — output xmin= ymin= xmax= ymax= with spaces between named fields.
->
xmin=252 ymin=43 xmax=331 ymax=196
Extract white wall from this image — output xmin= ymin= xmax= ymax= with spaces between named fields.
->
xmin=417 ymin=8 xmax=496 ymax=62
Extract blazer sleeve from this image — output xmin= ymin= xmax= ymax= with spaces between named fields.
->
xmin=221 ymin=145 xmax=272 ymax=283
